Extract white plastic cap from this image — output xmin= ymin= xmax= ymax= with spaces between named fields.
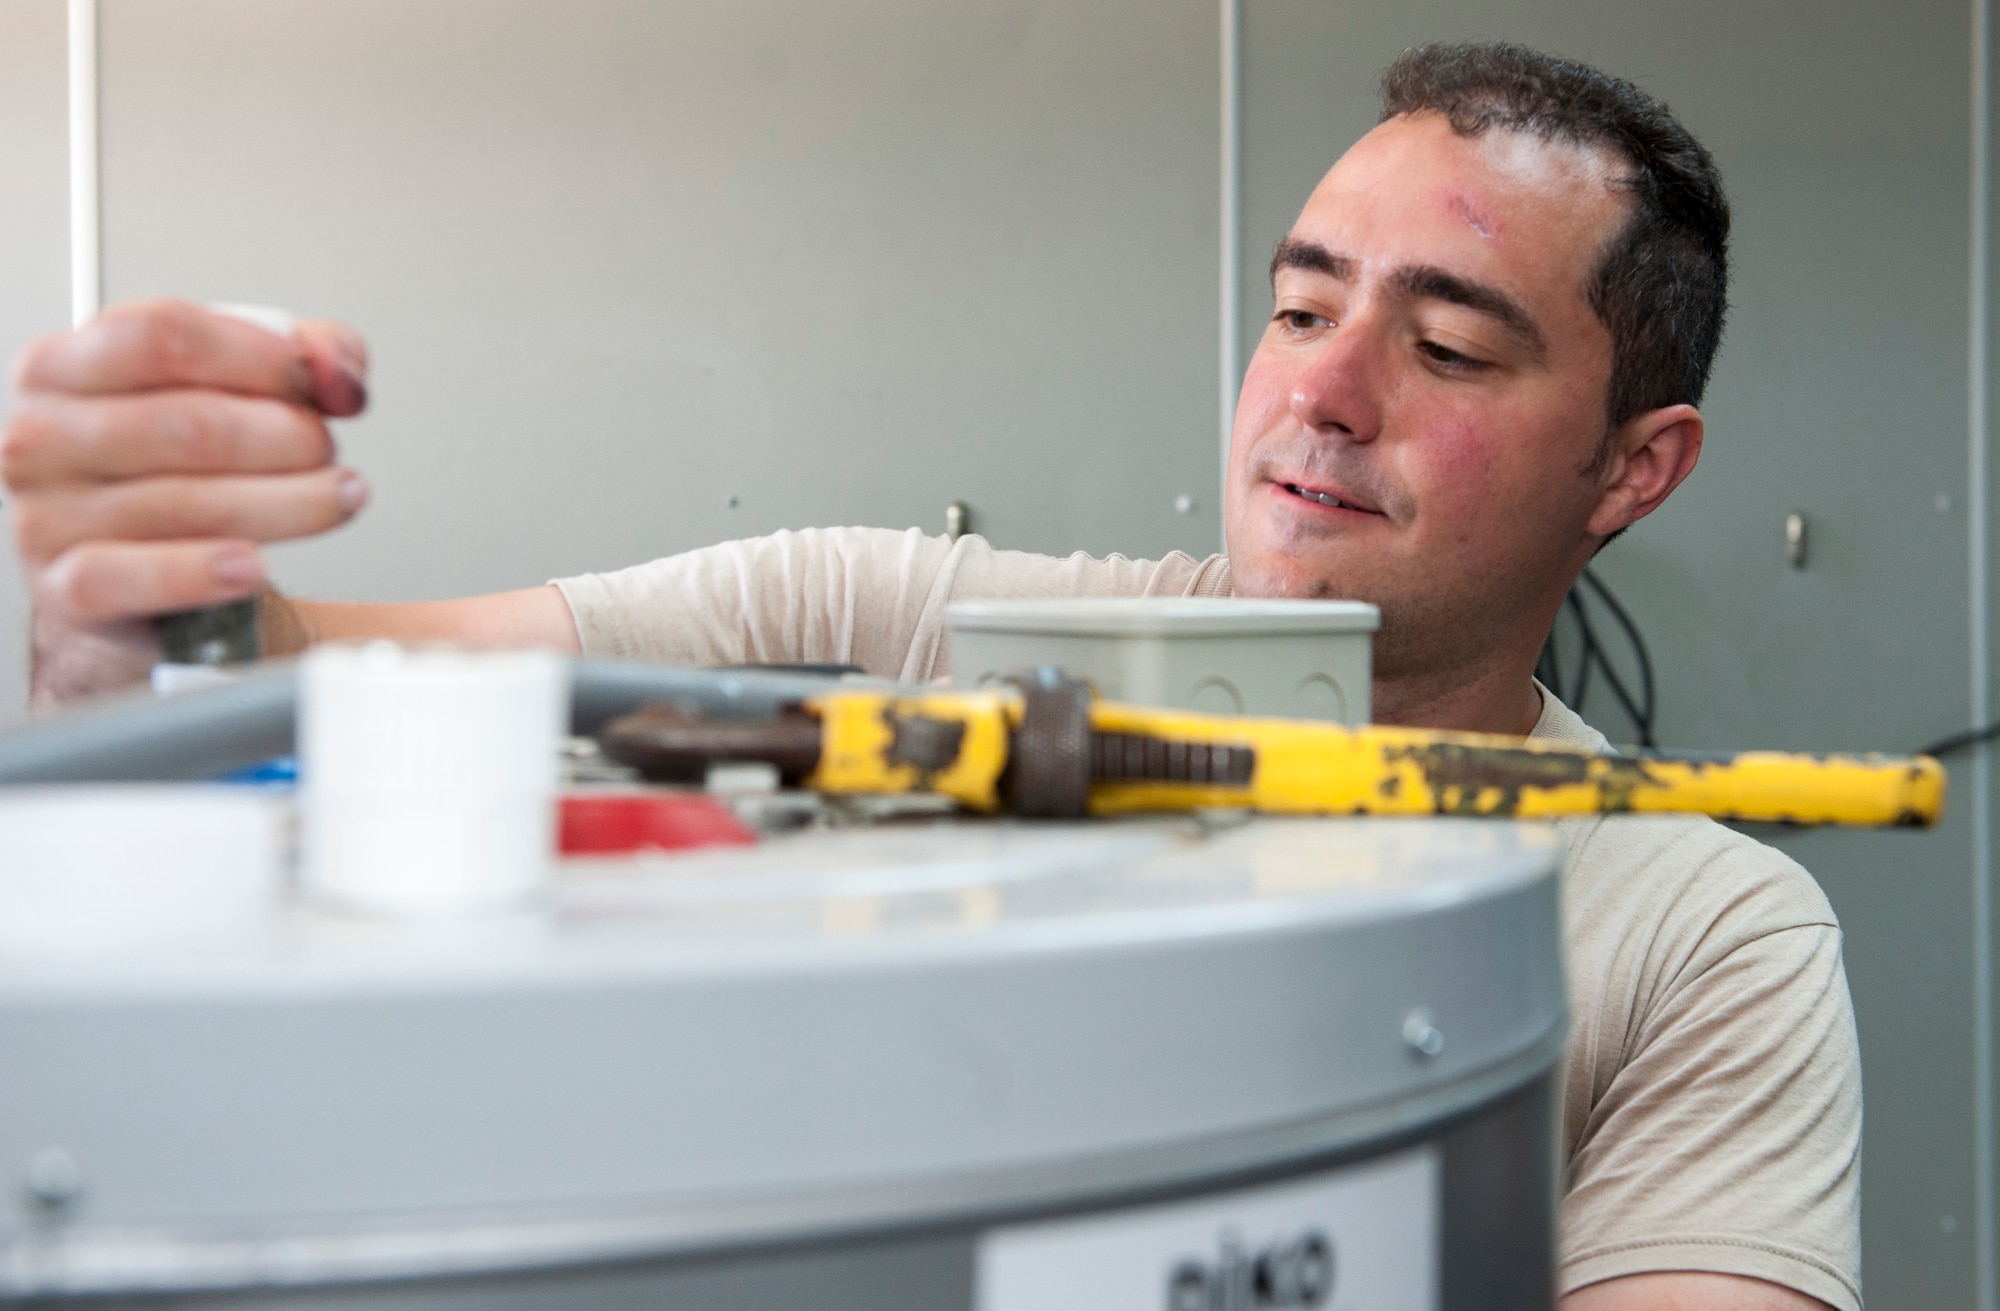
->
xmin=299 ymin=643 xmax=567 ymax=917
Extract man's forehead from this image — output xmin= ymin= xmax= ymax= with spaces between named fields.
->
xmin=1447 ymin=192 xmax=1498 ymax=238
xmin=1343 ymin=112 xmax=1624 ymax=184
xmin=1289 ymin=113 xmax=1631 ymax=289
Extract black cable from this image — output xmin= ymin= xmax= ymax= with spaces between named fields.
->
xmin=1539 ymin=593 xmax=1583 ymax=702
xmin=1571 ymin=585 xmax=1651 ymax=742
xmin=1534 ymin=607 xmax=1563 ymax=698
xmin=1579 ymin=568 xmax=1656 ymax=730
xmin=1535 ymin=598 xmax=1573 ymax=707
xmin=1568 ymin=591 xmax=1597 ymax=714
xmin=1916 ymin=721 xmax=2000 ymax=758
xmin=1536 ymin=571 xmax=1998 ymax=759
xmin=1534 ymin=567 xmax=1658 ymax=748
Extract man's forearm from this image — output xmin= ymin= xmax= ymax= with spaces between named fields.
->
xmin=1564 ymin=1272 xmax=1836 ymax=1310
xmin=276 ymin=585 xmax=583 ymax=655
xmin=258 ymin=585 xmax=316 ymax=658
xmin=29 ymin=583 xmax=581 ymax=713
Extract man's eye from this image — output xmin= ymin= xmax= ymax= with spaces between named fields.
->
xmin=1420 ymin=340 xmax=1487 ymax=371
xmin=1274 ymin=309 xmax=1330 ymax=332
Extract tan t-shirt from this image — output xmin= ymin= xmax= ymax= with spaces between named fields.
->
xmin=556 ymin=526 xmax=1863 ymax=1310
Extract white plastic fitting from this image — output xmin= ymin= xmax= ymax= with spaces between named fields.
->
xmin=299 ymin=643 xmax=567 ymax=917
xmin=0 ymin=786 xmax=285 ymax=956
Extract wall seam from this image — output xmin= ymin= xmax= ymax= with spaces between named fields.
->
xmin=1218 ymin=0 xmax=1240 ymax=552
xmin=1971 ymin=0 xmax=1995 ymax=1301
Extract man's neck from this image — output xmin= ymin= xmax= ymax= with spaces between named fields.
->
xmin=1369 ymin=660 xmax=1545 ymax=736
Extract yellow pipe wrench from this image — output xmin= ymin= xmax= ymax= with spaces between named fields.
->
xmin=601 ymin=673 xmax=1945 ymax=828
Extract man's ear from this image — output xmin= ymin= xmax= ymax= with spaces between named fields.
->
xmin=1585 ymin=403 xmax=1704 ymax=539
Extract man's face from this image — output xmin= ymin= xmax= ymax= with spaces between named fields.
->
xmin=1225 ymin=112 xmax=1631 ymax=680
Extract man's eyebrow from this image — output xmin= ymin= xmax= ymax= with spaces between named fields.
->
xmin=1269 ymin=238 xmax=1355 ymax=284
xmin=1391 ymin=265 xmax=1547 ymax=362
xmin=1269 ymin=241 xmax=1549 ymax=362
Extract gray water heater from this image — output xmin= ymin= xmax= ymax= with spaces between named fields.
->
xmin=0 ymin=810 xmax=1564 ymax=1310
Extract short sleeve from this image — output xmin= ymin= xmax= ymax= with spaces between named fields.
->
xmin=551 ymin=527 xmax=1230 ymax=682
xmin=1533 ymin=694 xmax=1861 ymax=1307
xmin=552 ymin=527 xmax=958 ymax=680
xmin=1559 ymin=919 xmax=1863 ymax=1309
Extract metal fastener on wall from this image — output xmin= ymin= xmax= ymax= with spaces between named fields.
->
xmin=1402 ymin=1008 xmax=1445 ymax=1059
xmin=946 ymin=501 xmax=971 ymax=542
xmin=24 ymin=1145 xmax=82 ymax=1212
xmin=1784 ymin=511 xmax=1808 ymax=569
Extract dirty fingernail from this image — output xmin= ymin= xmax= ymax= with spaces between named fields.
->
xmin=210 ymin=546 xmax=264 ymax=587
xmin=319 ymin=326 xmax=369 ymax=403
xmin=337 ymin=471 xmax=370 ymax=513
xmin=329 ymin=327 xmax=368 ymax=382
xmin=320 ymin=358 xmax=368 ymax=414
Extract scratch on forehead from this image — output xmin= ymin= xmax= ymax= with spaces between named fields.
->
xmin=1446 ymin=191 xmax=1496 ymax=238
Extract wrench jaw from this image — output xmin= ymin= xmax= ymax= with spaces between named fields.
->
xmin=593 ymin=672 xmax=1102 ymax=819
xmin=596 ymin=701 xmax=825 ymax=786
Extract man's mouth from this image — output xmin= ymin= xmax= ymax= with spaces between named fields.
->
xmin=1281 ymin=482 xmax=1382 ymax=515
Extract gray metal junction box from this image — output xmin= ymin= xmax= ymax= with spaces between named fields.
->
xmin=0 ymin=813 xmax=1564 ymax=1310
xmin=945 ymin=599 xmax=1380 ymax=725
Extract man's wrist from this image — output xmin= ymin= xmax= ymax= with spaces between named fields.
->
xmin=27 ymin=612 xmax=155 ymax=714
xmin=256 ymin=585 xmax=316 ymax=658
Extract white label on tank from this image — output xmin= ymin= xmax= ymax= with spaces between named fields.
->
xmin=975 ymin=1145 xmax=1438 ymax=1311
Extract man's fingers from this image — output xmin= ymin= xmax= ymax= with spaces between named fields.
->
xmin=14 ymin=299 xmax=308 ymax=401
xmin=2 ymin=391 xmax=336 ymax=487
xmin=9 ymin=299 xmax=373 ymax=707
xmin=13 ymin=467 xmax=370 ymax=563
xmin=35 ymin=539 xmax=267 ymax=622
xmin=11 ymin=299 xmax=369 ymax=415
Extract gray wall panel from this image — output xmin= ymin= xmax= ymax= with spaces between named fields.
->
xmin=97 ymin=0 xmax=1221 ymax=605
xmin=1241 ymin=2 xmax=1978 ymax=1303
xmin=0 ymin=0 xmax=69 ymax=726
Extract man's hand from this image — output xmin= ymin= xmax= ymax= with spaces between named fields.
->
xmin=1565 ymin=1272 xmax=1837 ymax=1310
xmin=4 ymin=299 xmax=371 ymax=709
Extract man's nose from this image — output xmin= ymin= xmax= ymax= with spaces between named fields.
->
xmin=1288 ymin=319 xmax=1384 ymax=443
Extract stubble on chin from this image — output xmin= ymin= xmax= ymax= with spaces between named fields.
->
xmin=1227 ymin=542 xmax=1439 ymax=684
xmin=1226 ymin=508 xmax=1359 ymax=602
xmin=1233 ymin=561 xmax=1342 ymax=601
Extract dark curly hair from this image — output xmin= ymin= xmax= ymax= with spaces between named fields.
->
xmin=1381 ymin=42 xmax=1730 ymax=461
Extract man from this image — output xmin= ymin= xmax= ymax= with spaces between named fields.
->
xmin=4 ymin=43 xmax=1862 ymax=1311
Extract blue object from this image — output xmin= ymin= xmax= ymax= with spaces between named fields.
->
xmin=217 ymin=755 xmax=298 ymax=786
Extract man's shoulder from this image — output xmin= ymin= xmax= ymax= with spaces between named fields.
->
xmin=1562 ymin=811 xmax=1835 ymax=940
xmin=942 ymin=535 xmax=1233 ymax=601
xmin=1534 ymin=690 xmax=1838 ymax=965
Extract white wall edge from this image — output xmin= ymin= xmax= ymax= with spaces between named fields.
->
xmin=67 ymin=0 xmax=98 ymax=326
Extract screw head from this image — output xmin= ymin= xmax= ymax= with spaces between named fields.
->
xmin=24 ymin=1146 xmax=82 ymax=1211
xmin=1174 ymin=493 xmax=1196 ymax=515
xmin=1402 ymin=1009 xmax=1445 ymax=1059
